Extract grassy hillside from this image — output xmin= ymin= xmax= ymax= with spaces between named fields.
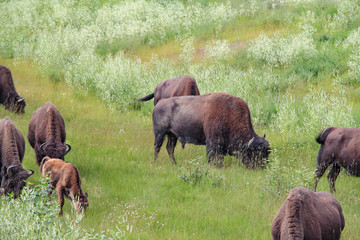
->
xmin=1 ymin=0 xmax=360 ymax=239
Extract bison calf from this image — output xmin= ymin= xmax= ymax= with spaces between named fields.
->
xmin=152 ymin=92 xmax=270 ymax=167
xmin=0 ymin=117 xmax=34 ymax=198
xmin=271 ymin=187 xmax=345 ymax=240
xmin=314 ymin=127 xmax=360 ymax=192
xmin=136 ymin=75 xmax=200 ymax=106
xmin=40 ymin=157 xmax=88 ymax=216
xmin=27 ymin=102 xmax=71 ymax=165
xmin=0 ymin=65 xmax=26 ymax=114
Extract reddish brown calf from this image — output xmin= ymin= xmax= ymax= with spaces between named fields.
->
xmin=40 ymin=157 xmax=88 ymax=215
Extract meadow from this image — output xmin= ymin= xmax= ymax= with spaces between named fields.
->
xmin=1 ymin=0 xmax=360 ymax=239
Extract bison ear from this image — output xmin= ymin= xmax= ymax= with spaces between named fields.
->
xmin=85 ymin=192 xmax=88 ymax=198
xmin=263 ymin=134 xmax=266 ymax=139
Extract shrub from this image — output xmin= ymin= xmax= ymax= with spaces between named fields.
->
xmin=262 ymin=149 xmax=314 ymax=196
xmin=179 ymin=158 xmax=224 ymax=186
xmin=247 ymin=24 xmax=317 ymax=68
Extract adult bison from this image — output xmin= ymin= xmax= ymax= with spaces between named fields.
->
xmin=152 ymin=92 xmax=270 ymax=168
xmin=27 ymin=102 xmax=71 ymax=166
xmin=0 ymin=65 xmax=26 ymax=114
xmin=0 ymin=117 xmax=34 ymax=198
xmin=136 ymin=75 xmax=200 ymax=106
xmin=40 ymin=157 xmax=89 ymax=216
xmin=314 ymin=127 xmax=360 ymax=192
xmin=271 ymin=187 xmax=345 ymax=240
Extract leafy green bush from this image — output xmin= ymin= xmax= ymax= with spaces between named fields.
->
xmin=179 ymin=158 xmax=224 ymax=186
xmin=0 ymin=178 xmax=82 ymax=240
xmin=262 ymin=150 xmax=314 ymax=196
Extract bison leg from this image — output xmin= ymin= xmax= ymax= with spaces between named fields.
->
xmin=56 ymin=186 xmax=65 ymax=216
xmin=327 ymin=164 xmax=341 ymax=193
xmin=154 ymin=132 xmax=166 ymax=161
xmin=35 ymin=144 xmax=45 ymax=166
xmin=206 ymin=144 xmax=224 ymax=168
xmin=313 ymin=162 xmax=331 ymax=191
xmin=166 ymin=133 xmax=177 ymax=165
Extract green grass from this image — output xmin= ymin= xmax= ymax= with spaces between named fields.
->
xmin=2 ymin=0 xmax=360 ymax=238
xmin=1 ymin=53 xmax=360 ymax=238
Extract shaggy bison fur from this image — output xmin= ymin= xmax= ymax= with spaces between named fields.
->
xmin=0 ymin=65 xmax=26 ymax=114
xmin=152 ymin=92 xmax=270 ymax=167
xmin=314 ymin=127 xmax=360 ymax=192
xmin=27 ymin=102 xmax=71 ymax=165
xmin=136 ymin=75 xmax=200 ymax=106
xmin=271 ymin=187 xmax=345 ymax=240
xmin=0 ymin=116 xmax=34 ymax=198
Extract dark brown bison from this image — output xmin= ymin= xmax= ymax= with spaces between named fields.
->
xmin=271 ymin=187 xmax=345 ymax=240
xmin=40 ymin=157 xmax=88 ymax=215
xmin=152 ymin=92 xmax=270 ymax=167
xmin=27 ymin=102 xmax=71 ymax=166
xmin=0 ymin=65 xmax=26 ymax=114
xmin=314 ymin=127 xmax=360 ymax=192
xmin=136 ymin=75 xmax=200 ymax=106
xmin=0 ymin=116 xmax=34 ymax=198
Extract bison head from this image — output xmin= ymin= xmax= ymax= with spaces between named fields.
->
xmin=40 ymin=141 xmax=71 ymax=160
xmin=243 ymin=135 xmax=271 ymax=168
xmin=4 ymin=94 xmax=26 ymax=114
xmin=0 ymin=165 xmax=34 ymax=198
xmin=73 ymin=192 xmax=89 ymax=213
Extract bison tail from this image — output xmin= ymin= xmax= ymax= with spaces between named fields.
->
xmin=316 ymin=127 xmax=336 ymax=144
xmin=136 ymin=93 xmax=154 ymax=102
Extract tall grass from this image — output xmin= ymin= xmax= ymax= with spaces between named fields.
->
xmin=1 ymin=0 xmax=360 ymax=238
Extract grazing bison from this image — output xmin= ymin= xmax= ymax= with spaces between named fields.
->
xmin=136 ymin=75 xmax=200 ymax=106
xmin=152 ymin=92 xmax=270 ymax=167
xmin=271 ymin=187 xmax=345 ymax=240
xmin=40 ymin=157 xmax=88 ymax=215
xmin=0 ymin=117 xmax=34 ymax=198
xmin=314 ymin=127 xmax=360 ymax=192
xmin=0 ymin=65 xmax=26 ymax=113
xmin=27 ymin=102 xmax=71 ymax=166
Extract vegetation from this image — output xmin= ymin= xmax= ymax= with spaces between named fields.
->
xmin=1 ymin=0 xmax=360 ymax=239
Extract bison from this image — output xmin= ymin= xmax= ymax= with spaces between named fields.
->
xmin=152 ymin=92 xmax=270 ymax=167
xmin=40 ymin=156 xmax=88 ymax=215
xmin=0 ymin=116 xmax=34 ymax=198
xmin=136 ymin=75 xmax=200 ymax=106
xmin=0 ymin=65 xmax=26 ymax=114
xmin=314 ymin=127 xmax=360 ymax=192
xmin=271 ymin=187 xmax=345 ymax=240
xmin=27 ymin=102 xmax=71 ymax=166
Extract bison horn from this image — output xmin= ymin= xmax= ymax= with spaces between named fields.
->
xmin=40 ymin=142 xmax=47 ymax=154
xmin=64 ymin=143 xmax=71 ymax=154
xmin=28 ymin=169 xmax=34 ymax=176
xmin=17 ymin=97 xmax=26 ymax=103
xmin=248 ymin=137 xmax=255 ymax=147
xmin=7 ymin=165 xmax=18 ymax=176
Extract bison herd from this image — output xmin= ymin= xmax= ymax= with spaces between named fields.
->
xmin=2 ymin=64 xmax=359 ymax=238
